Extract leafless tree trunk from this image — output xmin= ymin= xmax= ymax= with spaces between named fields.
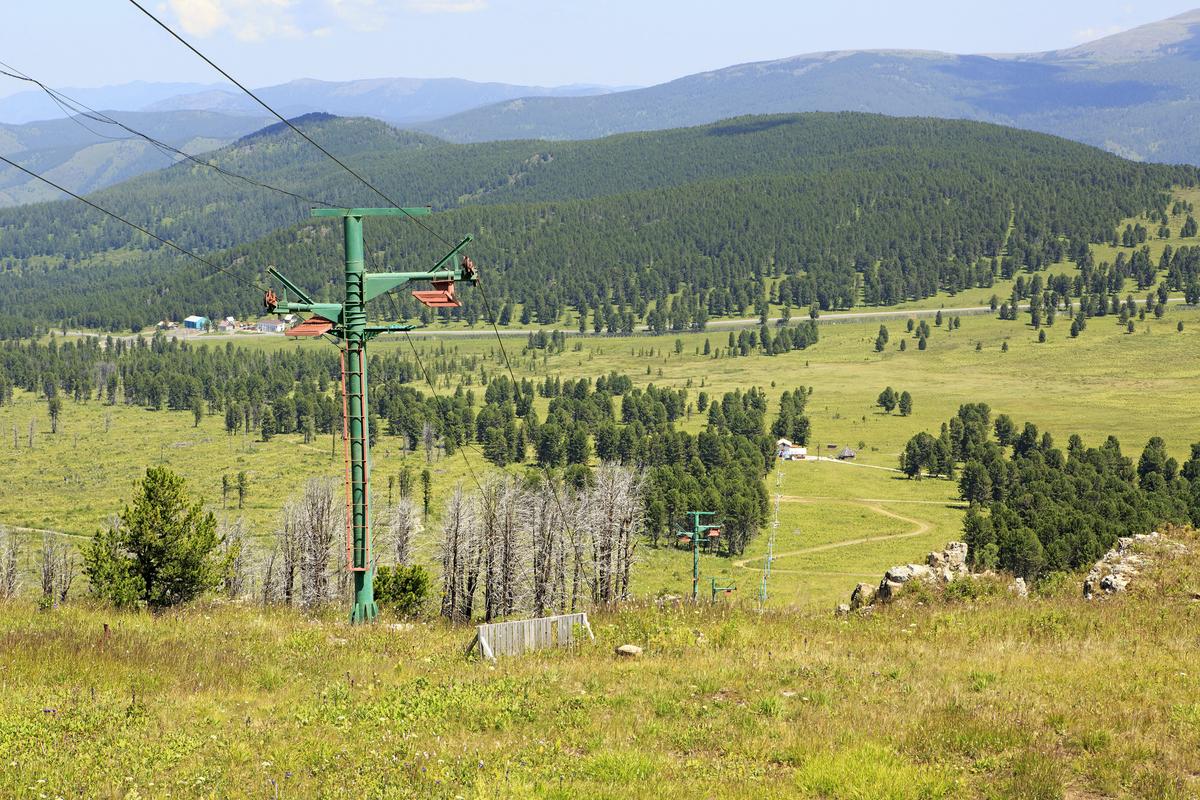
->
xmin=436 ymin=465 xmax=645 ymax=623
xmin=0 ymin=527 xmax=21 ymax=599
xmin=422 ymin=421 xmax=436 ymax=464
xmin=40 ymin=534 xmax=57 ymax=602
xmin=379 ymin=498 xmax=421 ymax=567
xmin=295 ymin=478 xmax=339 ymax=609
xmin=439 ymin=486 xmax=476 ymax=622
xmin=479 ymin=476 xmax=528 ymax=621
xmin=220 ymin=518 xmax=249 ymax=599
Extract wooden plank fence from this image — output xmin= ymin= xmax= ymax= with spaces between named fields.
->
xmin=467 ymin=612 xmax=594 ymax=662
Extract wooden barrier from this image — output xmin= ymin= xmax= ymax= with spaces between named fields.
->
xmin=467 ymin=612 xmax=594 ymax=661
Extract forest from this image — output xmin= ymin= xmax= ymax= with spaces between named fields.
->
xmin=900 ymin=404 xmax=1200 ymax=579
xmin=0 ymin=112 xmax=1196 ymax=333
xmin=0 ymin=332 xmax=780 ymax=549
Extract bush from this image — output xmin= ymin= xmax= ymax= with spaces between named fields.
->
xmin=374 ymin=564 xmax=431 ymax=616
xmin=83 ymin=467 xmax=227 ymax=609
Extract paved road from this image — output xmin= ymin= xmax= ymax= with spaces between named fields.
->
xmin=65 ymin=297 xmax=1190 ymax=342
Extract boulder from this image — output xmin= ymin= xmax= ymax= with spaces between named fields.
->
xmin=615 ymin=644 xmax=643 ymax=658
xmin=927 ymin=550 xmax=946 ymax=569
xmin=944 ymin=541 xmax=969 ymax=571
xmin=877 ymin=579 xmax=905 ymax=602
xmin=1010 ymin=577 xmax=1028 ymax=598
xmin=835 ymin=603 xmax=851 ymax=616
xmin=885 ymin=563 xmax=933 ymax=584
xmin=850 ymin=582 xmax=876 ymax=609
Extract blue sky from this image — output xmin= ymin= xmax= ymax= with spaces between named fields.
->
xmin=2 ymin=0 xmax=1198 ymax=96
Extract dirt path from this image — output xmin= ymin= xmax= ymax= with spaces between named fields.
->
xmin=3 ymin=525 xmax=89 ymax=541
xmin=733 ymin=498 xmax=934 ymax=574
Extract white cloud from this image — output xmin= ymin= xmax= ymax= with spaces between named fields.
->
xmin=1072 ymin=24 xmax=1124 ymax=43
xmin=165 ymin=0 xmax=486 ymax=41
xmin=404 ymin=0 xmax=488 ymax=12
xmin=167 ymin=0 xmax=230 ymax=37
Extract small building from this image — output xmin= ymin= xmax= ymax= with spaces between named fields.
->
xmin=257 ymin=319 xmax=287 ymax=333
xmin=837 ymin=446 xmax=857 ymax=461
xmin=217 ymin=317 xmax=237 ymax=332
xmin=182 ymin=315 xmax=209 ymax=330
xmin=776 ymin=438 xmax=808 ymax=461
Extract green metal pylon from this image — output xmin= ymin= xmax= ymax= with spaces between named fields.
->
xmin=266 ymin=207 xmax=475 ymax=624
xmin=676 ymin=511 xmax=719 ymax=601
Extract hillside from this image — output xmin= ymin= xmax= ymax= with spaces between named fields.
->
xmin=0 ymin=78 xmax=623 ymax=203
xmin=0 ymin=113 xmax=1193 ymax=333
xmin=0 ymin=110 xmax=270 ymax=207
xmin=414 ymin=10 xmax=1200 ymax=165
xmin=2 ymin=529 xmax=1196 ymax=798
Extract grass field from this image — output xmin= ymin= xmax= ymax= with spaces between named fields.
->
xmin=5 ymin=194 xmax=1200 ymax=611
xmin=2 ymin=529 xmax=1197 ymax=799
xmin=4 ymin=300 xmax=1199 ymax=609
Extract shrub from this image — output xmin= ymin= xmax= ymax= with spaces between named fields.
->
xmin=374 ymin=564 xmax=431 ymax=616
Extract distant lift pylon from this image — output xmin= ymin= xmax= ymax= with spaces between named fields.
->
xmin=264 ymin=207 xmax=477 ymax=624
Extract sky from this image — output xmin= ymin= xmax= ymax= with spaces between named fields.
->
xmin=1 ymin=0 xmax=1199 ymax=98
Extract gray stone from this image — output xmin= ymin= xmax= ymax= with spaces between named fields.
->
xmin=835 ymin=603 xmax=851 ymax=616
xmin=877 ymin=579 xmax=905 ymax=602
xmin=850 ymin=582 xmax=876 ymax=609
xmin=1010 ymin=577 xmax=1028 ymax=598
xmin=884 ymin=565 xmax=915 ymax=583
xmin=615 ymin=644 xmax=643 ymax=658
xmin=927 ymin=550 xmax=946 ymax=569
xmin=944 ymin=541 xmax=969 ymax=570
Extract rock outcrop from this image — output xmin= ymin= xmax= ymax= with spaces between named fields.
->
xmin=1082 ymin=531 xmax=1182 ymax=599
xmin=849 ymin=541 xmax=971 ymax=609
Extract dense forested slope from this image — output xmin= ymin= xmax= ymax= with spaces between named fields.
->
xmin=0 ymin=112 xmax=1195 ymax=333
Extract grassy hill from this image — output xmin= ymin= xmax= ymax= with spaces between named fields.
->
xmin=414 ymin=10 xmax=1200 ymax=166
xmin=0 ymin=110 xmax=271 ymax=207
xmin=0 ymin=112 xmax=1193 ymax=333
xmin=1 ymin=527 xmax=1196 ymax=798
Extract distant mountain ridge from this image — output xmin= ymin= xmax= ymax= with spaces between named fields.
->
xmin=0 ymin=110 xmax=270 ymax=206
xmin=413 ymin=9 xmax=1200 ymax=165
xmin=144 ymin=77 xmax=630 ymax=124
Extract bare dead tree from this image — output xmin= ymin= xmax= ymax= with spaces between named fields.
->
xmin=264 ymin=513 xmax=299 ymax=606
xmin=439 ymin=486 xmax=476 ymax=622
xmin=295 ymin=478 xmax=339 ymax=610
xmin=220 ymin=518 xmax=249 ymax=600
xmin=40 ymin=533 xmax=58 ymax=603
xmin=436 ymin=465 xmax=645 ymax=624
xmin=380 ymin=498 xmax=421 ymax=566
xmin=57 ymin=548 xmax=77 ymax=604
xmin=528 ymin=479 xmax=568 ymax=617
xmin=479 ymin=475 xmax=529 ymax=621
xmin=422 ymin=421 xmax=436 ymax=464
xmin=0 ymin=527 xmax=21 ymax=599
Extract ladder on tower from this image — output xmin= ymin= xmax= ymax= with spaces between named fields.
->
xmin=339 ymin=349 xmax=370 ymax=572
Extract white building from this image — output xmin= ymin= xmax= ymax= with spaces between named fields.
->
xmin=257 ymin=319 xmax=287 ymax=333
xmin=776 ymin=438 xmax=808 ymax=461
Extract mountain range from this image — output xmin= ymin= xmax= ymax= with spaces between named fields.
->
xmin=414 ymin=9 xmax=1200 ymax=163
xmin=2 ymin=10 xmax=1200 ymax=209
xmin=1 ymin=112 xmax=1193 ymax=335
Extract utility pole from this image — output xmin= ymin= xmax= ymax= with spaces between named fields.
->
xmin=760 ymin=467 xmax=781 ymax=606
xmin=266 ymin=207 xmax=475 ymax=624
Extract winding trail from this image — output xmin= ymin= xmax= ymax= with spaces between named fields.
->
xmin=733 ymin=498 xmax=936 ymax=575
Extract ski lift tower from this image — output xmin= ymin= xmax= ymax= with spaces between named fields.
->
xmin=264 ymin=207 xmax=476 ymax=624
xmin=676 ymin=511 xmax=721 ymax=601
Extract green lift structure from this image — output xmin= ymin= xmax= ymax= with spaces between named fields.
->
xmin=676 ymin=511 xmax=722 ymax=602
xmin=264 ymin=207 xmax=476 ymax=624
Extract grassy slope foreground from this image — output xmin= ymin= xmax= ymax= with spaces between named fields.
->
xmin=1 ymin=530 xmax=1197 ymax=799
